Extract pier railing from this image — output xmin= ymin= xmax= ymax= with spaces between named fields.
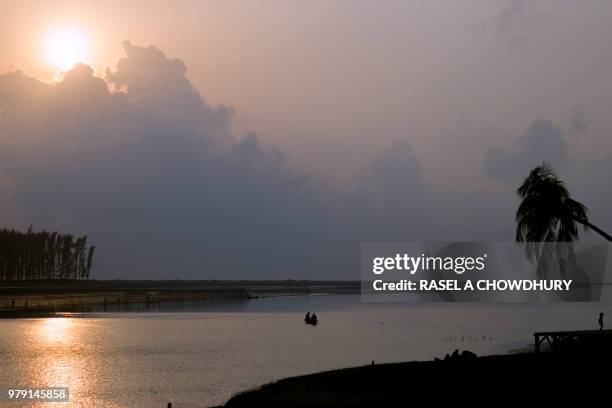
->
xmin=534 ymin=329 xmax=612 ymax=353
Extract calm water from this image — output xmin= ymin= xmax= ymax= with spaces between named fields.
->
xmin=0 ymin=294 xmax=608 ymax=407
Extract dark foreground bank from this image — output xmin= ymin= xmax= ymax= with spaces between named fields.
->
xmin=221 ymin=351 xmax=611 ymax=407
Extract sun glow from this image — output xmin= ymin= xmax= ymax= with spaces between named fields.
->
xmin=38 ymin=317 xmax=73 ymax=342
xmin=43 ymin=29 xmax=91 ymax=71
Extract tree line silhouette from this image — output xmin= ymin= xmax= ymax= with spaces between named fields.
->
xmin=0 ymin=227 xmax=95 ymax=280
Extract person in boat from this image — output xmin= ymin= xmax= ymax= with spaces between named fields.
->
xmin=305 ymin=312 xmax=311 ymax=323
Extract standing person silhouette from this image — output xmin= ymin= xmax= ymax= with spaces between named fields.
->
xmin=599 ymin=312 xmax=604 ymax=330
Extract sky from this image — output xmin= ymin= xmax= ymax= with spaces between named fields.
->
xmin=1 ymin=0 xmax=612 ymax=279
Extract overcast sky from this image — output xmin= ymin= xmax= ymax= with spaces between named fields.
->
xmin=1 ymin=1 xmax=611 ymax=279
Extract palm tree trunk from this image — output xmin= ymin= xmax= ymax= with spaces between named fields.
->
xmin=573 ymin=218 xmax=612 ymax=241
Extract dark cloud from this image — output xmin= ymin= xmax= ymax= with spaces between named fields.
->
xmin=497 ymin=0 xmax=525 ymax=31
xmin=569 ymin=105 xmax=587 ymax=135
xmin=0 ymin=43 xmax=339 ymax=279
xmin=351 ymin=140 xmax=427 ymax=240
xmin=0 ymin=42 xmax=525 ymax=280
xmin=346 ymin=139 xmax=513 ymax=243
xmin=485 ymin=119 xmax=568 ymax=183
xmin=569 ymin=156 xmax=612 ymax=239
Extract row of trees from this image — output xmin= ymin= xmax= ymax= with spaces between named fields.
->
xmin=0 ymin=227 xmax=95 ymax=280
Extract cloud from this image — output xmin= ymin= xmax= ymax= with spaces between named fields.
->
xmin=497 ymin=0 xmax=525 ymax=31
xmin=568 ymin=156 xmax=612 ymax=239
xmin=569 ymin=105 xmax=587 ymax=135
xmin=0 ymin=43 xmax=338 ymax=279
xmin=351 ymin=140 xmax=427 ymax=239
xmin=347 ymin=138 xmax=513 ymax=243
xmin=485 ymin=119 xmax=568 ymax=183
xmin=0 ymin=42 xmax=531 ymax=280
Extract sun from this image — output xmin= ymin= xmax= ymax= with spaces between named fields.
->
xmin=43 ymin=29 xmax=90 ymax=71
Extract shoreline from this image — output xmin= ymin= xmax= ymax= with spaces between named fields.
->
xmin=219 ymin=349 xmax=612 ymax=407
xmin=0 ymin=280 xmax=360 ymax=316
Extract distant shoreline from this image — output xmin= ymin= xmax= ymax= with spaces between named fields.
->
xmin=0 ymin=280 xmax=360 ymax=316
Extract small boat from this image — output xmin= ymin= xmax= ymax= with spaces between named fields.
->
xmin=304 ymin=313 xmax=318 ymax=325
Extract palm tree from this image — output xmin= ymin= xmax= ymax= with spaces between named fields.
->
xmin=516 ymin=163 xmax=611 ymax=275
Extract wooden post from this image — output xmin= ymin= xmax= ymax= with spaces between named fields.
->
xmin=534 ymin=334 xmax=540 ymax=353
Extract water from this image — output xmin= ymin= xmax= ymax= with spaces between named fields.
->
xmin=0 ymin=294 xmax=608 ymax=407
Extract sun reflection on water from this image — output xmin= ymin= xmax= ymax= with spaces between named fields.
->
xmin=38 ymin=317 xmax=73 ymax=343
xmin=28 ymin=317 xmax=105 ymax=407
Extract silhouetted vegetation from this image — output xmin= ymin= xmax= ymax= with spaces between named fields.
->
xmin=0 ymin=227 xmax=95 ymax=280
xmin=516 ymin=163 xmax=612 ymax=244
xmin=516 ymin=163 xmax=612 ymax=278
